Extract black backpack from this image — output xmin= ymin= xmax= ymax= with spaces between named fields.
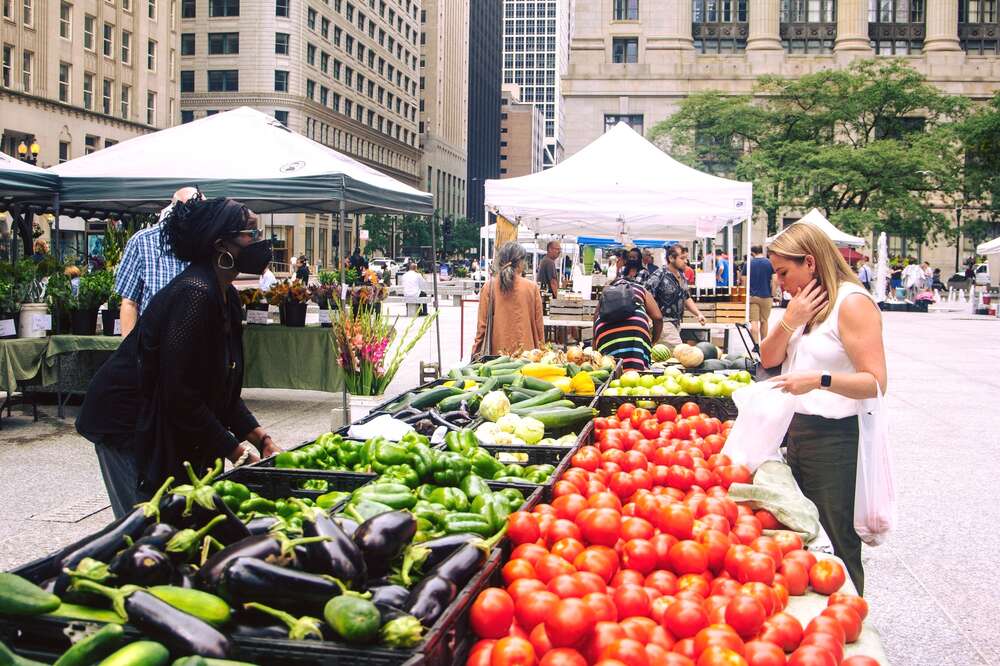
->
xmin=600 ymin=280 xmax=638 ymax=323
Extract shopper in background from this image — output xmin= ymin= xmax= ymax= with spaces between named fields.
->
xmin=640 ymin=248 xmax=659 ymax=282
xmin=682 ymin=248 xmax=696 ymax=284
xmin=741 ymin=245 xmax=777 ymax=344
xmin=646 ymin=244 xmax=706 ymax=346
xmin=350 ymin=247 xmax=368 ymax=272
xmin=536 ymin=240 xmax=561 ymax=299
xmin=295 ymin=255 xmax=311 ymax=283
xmin=902 ymin=258 xmax=924 ymax=301
xmin=473 ymin=241 xmax=544 ymax=356
xmin=857 ymin=258 xmax=872 ymax=293
xmin=594 ymin=248 xmax=663 ymax=370
xmin=259 ymin=263 xmax=277 ymax=292
xmin=921 ymin=261 xmax=933 ymax=291
xmin=116 ymin=186 xmax=203 ymax=337
xmin=400 ymin=262 xmax=428 ymax=316
xmin=761 ymin=222 xmax=887 ymax=594
xmin=715 ymin=248 xmax=730 ymax=288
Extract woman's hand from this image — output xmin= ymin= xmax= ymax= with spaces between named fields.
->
xmin=783 ymin=280 xmax=828 ymax=329
xmin=227 ymin=442 xmax=261 ymax=465
xmin=771 ymin=371 xmax=821 ymax=395
xmin=261 ymin=437 xmax=283 ymax=458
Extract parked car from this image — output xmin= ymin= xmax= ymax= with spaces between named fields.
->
xmin=948 ymin=264 xmax=991 ymax=290
xmin=370 ymin=258 xmax=398 ymax=277
xmin=975 ymin=262 xmax=990 ymax=286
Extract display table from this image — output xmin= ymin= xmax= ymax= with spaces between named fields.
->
xmin=242 ymin=325 xmax=345 ymax=392
xmin=0 ymin=335 xmax=121 ymax=395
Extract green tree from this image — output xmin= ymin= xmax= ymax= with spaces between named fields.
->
xmin=650 ymin=59 xmax=969 ymax=243
xmin=957 ymin=92 xmax=1000 ymax=248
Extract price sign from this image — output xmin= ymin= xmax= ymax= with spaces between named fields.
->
xmin=113 ymin=319 xmax=122 ymax=335
xmin=32 ymin=314 xmax=52 ymax=331
xmin=0 ymin=319 xmax=15 ymax=337
xmin=318 ymin=309 xmax=331 ymax=324
xmin=247 ymin=309 xmax=269 ymax=325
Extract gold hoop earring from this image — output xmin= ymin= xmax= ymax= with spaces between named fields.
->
xmin=217 ymin=251 xmax=235 ymax=270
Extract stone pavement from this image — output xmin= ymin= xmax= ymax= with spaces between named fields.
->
xmin=0 ymin=304 xmax=997 ymax=665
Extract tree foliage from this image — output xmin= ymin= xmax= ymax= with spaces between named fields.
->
xmin=362 ymin=212 xmax=480 ymax=258
xmin=650 ymin=59 xmax=970 ymax=243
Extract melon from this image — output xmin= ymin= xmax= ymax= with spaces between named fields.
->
xmin=695 ymin=341 xmax=719 ymax=361
xmin=672 ymin=343 xmax=704 ymax=369
xmin=702 ymin=359 xmax=727 ymax=372
xmin=651 ymin=343 xmax=671 ymax=363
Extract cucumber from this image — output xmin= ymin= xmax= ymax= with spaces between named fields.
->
xmin=520 ymin=376 xmax=557 ymax=391
xmin=482 ymin=355 xmax=512 ymax=367
xmin=45 ymin=603 xmax=126 ymax=625
xmin=511 ymin=400 xmax=575 ymax=415
xmin=589 ymin=370 xmax=610 ymax=383
xmin=436 ymin=391 xmax=478 ymax=413
xmin=54 ymin=624 xmax=126 ymax=666
xmin=490 ymin=373 xmax=520 ymax=386
xmin=448 ymin=367 xmax=464 ymax=381
xmin=482 ymin=361 xmax=525 ymax=376
xmin=525 ymin=406 xmax=597 ymax=430
xmin=148 ymin=586 xmax=231 ymax=628
xmin=0 ymin=640 xmax=50 ymax=666
xmin=171 ymin=658 xmax=258 ymax=666
xmin=508 ymin=388 xmax=564 ymax=410
xmin=508 ymin=390 xmax=536 ymax=404
xmin=323 ymin=596 xmax=381 ymax=644
xmin=410 ymin=386 xmax=461 ymax=409
xmin=98 ymin=642 xmax=170 ymax=666
xmin=472 ymin=377 xmax=499 ymax=397
xmin=0 ymin=573 xmax=60 ymax=616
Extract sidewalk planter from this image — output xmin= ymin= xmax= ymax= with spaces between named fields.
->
xmin=18 ymin=303 xmax=48 ymax=338
xmin=101 ymin=309 xmax=120 ymax=336
xmin=280 ymin=301 xmax=307 ymax=327
xmin=70 ymin=308 xmax=99 ymax=336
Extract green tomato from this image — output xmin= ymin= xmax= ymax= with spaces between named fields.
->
xmin=609 ymin=379 xmax=621 ymax=388
xmin=721 ymin=379 xmax=742 ymax=397
xmin=702 ymin=381 xmax=724 ymax=398
xmin=679 ymin=374 xmax=703 ymax=395
xmin=604 ymin=387 xmax=620 ymax=396
xmin=639 ymin=374 xmax=658 ymax=389
xmin=664 ymin=378 xmax=681 ymax=394
xmin=734 ymin=370 xmax=752 ymax=384
xmin=621 ymin=370 xmax=641 ymax=388
xmin=650 ymin=384 xmax=668 ymax=396
xmin=664 ymin=366 xmax=683 ymax=377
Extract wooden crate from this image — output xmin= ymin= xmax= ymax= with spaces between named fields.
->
xmin=715 ymin=302 xmax=748 ymax=324
xmin=549 ymin=299 xmax=598 ymax=320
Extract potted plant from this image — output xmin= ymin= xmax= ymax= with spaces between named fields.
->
xmin=45 ymin=271 xmax=74 ymax=333
xmin=312 ymin=271 xmax=340 ymax=327
xmin=14 ymin=259 xmax=49 ymax=338
xmin=103 ymin=291 xmax=122 ymax=336
xmin=348 ymin=269 xmax=388 ymax=315
xmin=71 ymin=270 xmax=113 ymax=335
xmin=267 ymin=280 xmax=310 ymax=327
xmin=240 ymin=288 xmax=268 ymax=324
xmin=0 ymin=272 xmax=17 ymax=339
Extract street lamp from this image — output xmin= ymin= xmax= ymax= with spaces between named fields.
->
xmin=16 ymin=139 xmax=39 ymax=165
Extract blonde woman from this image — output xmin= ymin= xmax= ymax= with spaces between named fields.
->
xmin=760 ymin=222 xmax=887 ymax=595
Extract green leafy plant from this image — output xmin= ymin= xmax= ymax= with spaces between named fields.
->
xmin=0 ymin=274 xmax=16 ymax=315
xmin=11 ymin=260 xmax=43 ymax=305
xmin=318 ymin=270 xmax=338 ymax=286
xmin=77 ymin=270 xmax=114 ymax=310
xmin=45 ymin=272 xmax=74 ymax=312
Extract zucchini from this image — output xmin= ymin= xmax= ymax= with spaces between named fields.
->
xmin=0 ymin=573 xmax=60 ymax=616
xmin=46 ymin=603 xmax=126 ymax=624
xmin=410 ymin=386 xmax=461 ymax=409
xmin=384 ymin=393 xmax=414 ymax=415
xmin=508 ymin=388 xmax=564 ymax=410
xmin=508 ymin=390 xmax=537 ymax=404
xmin=511 ymin=400 xmax=575 ymax=415
xmin=490 ymin=373 xmax=520 ymax=386
xmin=525 ymin=406 xmax=597 ymax=429
xmin=482 ymin=355 xmax=512 ymax=367
xmin=589 ymin=370 xmax=610 ymax=383
xmin=436 ymin=391 xmax=479 ymax=413
xmin=171 ymin=658 xmax=258 ymax=666
xmin=565 ymin=363 xmax=581 ymax=377
xmin=482 ymin=361 xmax=525 ymax=376
xmin=0 ymin=640 xmax=49 ymax=666
xmin=98 ymin=642 xmax=169 ymax=666
xmin=148 ymin=586 xmax=231 ymax=628
xmin=520 ymin=376 xmax=557 ymax=391
xmin=472 ymin=377 xmax=499 ymax=396
xmin=54 ymin=624 xmax=126 ymax=666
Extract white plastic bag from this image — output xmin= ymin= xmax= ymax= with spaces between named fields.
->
xmin=720 ymin=381 xmax=797 ymax=471
xmin=854 ymin=389 xmax=896 ymax=545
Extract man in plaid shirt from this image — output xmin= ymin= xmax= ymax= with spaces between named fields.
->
xmin=115 ymin=187 xmax=201 ymax=336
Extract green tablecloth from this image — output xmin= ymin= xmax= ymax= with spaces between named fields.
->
xmin=0 ymin=335 xmax=122 ymax=394
xmin=242 ymin=325 xmax=345 ymax=392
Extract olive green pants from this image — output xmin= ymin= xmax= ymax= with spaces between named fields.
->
xmin=786 ymin=413 xmax=864 ymax=595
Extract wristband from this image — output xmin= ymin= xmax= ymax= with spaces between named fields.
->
xmin=779 ymin=318 xmax=796 ymax=334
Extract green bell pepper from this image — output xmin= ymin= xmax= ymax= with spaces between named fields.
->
xmin=498 ymin=488 xmax=525 ymax=509
xmin=427 ymin=487 xmax=469 ymax=512
xmin=344 ymin=498 xmax=394 ymax=523
xmin=403 ymin=439 xmax=434 ymax=482
xmin=239 ymin=497 xmax=276 ymax=515
xmin=442 ymin=512 xmax=494 ymax=537
xmin=274 ymin=499 xmax=299 ymax=519
xmin=524 ymin=464 xmax=555 ymax=484
xmin=301 ymin=479 xmax=329 ymax=492
xmin=431 ymin=452 xmax=472 ymax=487
xmin=473 ymin=493 xmax=511 ymax=532
xmin=492 ymin=476 xmax=530 ymax=484
xmin=459 ymin=474 xmax=492 ymax=499
xmin=351 ymin=483 xmax=417 ymax=510
xmin=380 ymin=465 xmax=420 ymax=489
xmin=469 ymin=448 xmax=504 ymax=481
xmin=316 ymin=491 xmax=349 ymax=510
xmin=415 ymin=484 xmax=438 ymax=503
xmin=212 ymin=480 xmax=251 ymax=512
xmin=412 ymin=500 xmax=447 ymax=529
xmin=444 ymin=430 xmax=478 ymax=456
xmin=371 ymin=441 xmax=414 ymax=475
xmin=501 ymin=464 xmax=525 ymax=478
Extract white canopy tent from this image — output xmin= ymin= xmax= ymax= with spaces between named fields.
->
xmin=977 ymin=236 xmax=1000 ymax=256
xmin=766 ymin=208 xmax=865 ymax=248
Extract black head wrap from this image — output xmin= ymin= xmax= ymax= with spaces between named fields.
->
xmin=161 ymin=197 xmax=251 ymax=264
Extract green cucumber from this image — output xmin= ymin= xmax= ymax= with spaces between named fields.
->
xmin=508 ymin=390 xmax=537 ymax=404
xmin=97 ymin=642 xmax=169 ymax=666
xmin=482 ymin=355 xmax=512 ymax=367
xmin=508 ymin=387 xmax=564 ymax=410
xmin=589 ymin=370 xmax=610 ymax=383
xmin=520 ymin=376 xmax=557 ymax=391
xmin=511 ymin=400 xmax=575 ymax=415
xmin=171 ymin=658 xmax=259 ymax=666
xmin=410 ymin=386 xmax=461 ymax=409
xmin=482 ymin=361 xmax=525 ymax=376
xmin=437 ymin=391 xmax=479 ymax=413
xmin=45 ymin=603 xmax=126 ymax=624
xmin=54 ymin=624 xmax=126 ymax=666
xmin=148 ymin=587 xmax=231 ymax=627
xmin=448 ymin=367 xmax=464 ymax=381
xmin=472 ymin=377 xmax=499 ymax=396
xmin=0 ymin=639 xmax=50 ymax=666
xmin=525 ymin=406 xmax=597 ymax=429
xmin=0 ymin=573 xmax=60 ymax=616
xmin=323 ymin=596 xmax=381 ymax=644
xmin=490 ymin=373 xmax=520 ymax=386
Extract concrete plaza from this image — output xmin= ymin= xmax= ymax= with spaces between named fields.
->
xmin=0 ymin=303 xmax=997 ymax=665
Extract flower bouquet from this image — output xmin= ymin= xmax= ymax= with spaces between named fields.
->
xmin=267 ymin=280 xmax=311 ymax=327
xmin=328 ymin=296 xmax=437 ymax=396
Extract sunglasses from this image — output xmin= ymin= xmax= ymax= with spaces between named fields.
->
xmin=226 ymin=227 xmax=262 ymax=241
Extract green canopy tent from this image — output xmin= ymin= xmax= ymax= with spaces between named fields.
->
xmin=0 ymin=151 xmax=61 ymax=258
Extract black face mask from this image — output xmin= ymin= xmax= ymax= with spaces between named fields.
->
xmin=625 ymin=259 xmax=643 ymax=274
xmin=234 ymin=239 xmax=273 ymax=275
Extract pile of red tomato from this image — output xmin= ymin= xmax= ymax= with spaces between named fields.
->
xmin=465 ymin=402 xmax=879 ymax=666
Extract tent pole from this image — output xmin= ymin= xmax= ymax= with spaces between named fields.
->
xmin=338 ymin=199 xmax=348 ymax=424
xmin=429 ymin=212 xmax=442 ymax=369
xmin=52 ymin=194 xmax=64 ymax=417
xmin=744 ymin=217 xmax=752 ymax=337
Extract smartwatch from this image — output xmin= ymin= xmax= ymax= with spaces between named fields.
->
xmin=819 ymin=371 xmax=832 ymax=390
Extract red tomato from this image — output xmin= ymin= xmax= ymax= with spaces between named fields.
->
xmin=796 ymin=635 xmax=843 ymax=665
xmin=772 ymin=531 xmax=803 ymax=555
xmin=749 ymin=537 xmax=783 ymax=565
xmin=507 ymin=578 xmax=547 ymax=602
xmin=680 ymin=402 xmax=701 ymax=418
xmin=674 ymin=638 xmax=698 ymax=660
xmin=507 ymin=512 xmax=541 ymax=546
xmin=661 ymin=599 xmax=709 ymax=639
xmin=677 ymin=573 xmax=711 ymax=600
xmin=649 ymin=595 xmax=673 ymax=624
xmin=699 ymin=530 xmax=732 ymax=574
xmin=659 ymin=504 xmax=695 ymax=540
xmin=630 ymin=408 xmax=653 ymax=429
xmin=808 ymin=560 xmax=846 ymax=596
xmin=574 ymin=548 xmax=619 ymax=583
xmin=489 ymin=637 xmax=536 ymax=666
xmin=551 ymin=538 xmax=586 ymax=565
xmin=669 ymin=540 xmax=709 ymax=575
xmin=609 ymin=472 xmax=639 ymax=500
xmin=578 ymin=508 xmax=622 ymax=546
xmin=740 ymin=583 xmax=777 ymax=616
xmin=754 ymin=509 xmax=782 ymax=530
xmin=584 ymin=621 xmax=627 ymax=663
xmin=803 ymin=616 xmax=847 ymax=646
xmin=468 ymin=639 xmax=496 ymax=666
xmin=511 ymin=543 xmax=549 ymax=566
xmin=827 ymin=594 xmax=869 ymax=621
xmin=772 ymin=582 xmax=789 ymax=612
xmin=573 ymin=571 xmax=607 ymax=595
xmin=552 ymin=495 xmax=589 ymax=522
xmin=581 ymin=592 xmax=618 ymax=623
xmin=668 ymin=465 xmax=697 ymax=492
xmin=503 ymin=559 xmax=537 ymax=585
xmin=743 ymin=641 xmax=787 ymax=666
xmin=737 ymin=552 xmax=776 ymax=586
xmin=725 ymin=594 xmax=767 ymax=640
xmin=617 ymin=403 xmax=637 ymax=422
xmin=710 ymin=577 xmax=742 ymax=598
xmin=730 ymin=522 xmax=761 ymax=546
xmin=645 ymin=642 xmax=672 ymax=663
xmin=528 ymin=623 xmax=552 ymax=655
xmin=724 ymin=545 xmax=753 ymax=579
xmin=760 ymin=613 xmax=803 ymax=653
xmin=600 ymin=638 xmax=649 ymax=666
xmin=840 ymin=658 xmax=880 ymax=666
xmin=538 ymin=648 xmax=588 ymax=666
xmin=515 ymin=590 xmax=560 ymax=631
xmin=696 ymin=645 xmax=748 ymax=665
xmin=571 ymin=447 xmax=601 ymax=472
xmin=548 ymin=574 xmax=588 ymax=599
xmin=471 ymin=588 xmax=515 ymax=639
xmin=619 ymin=616 xmax=658 ymax=643
xmin=621 ymin=516 xmax=656 ymax=541
xmin=821 ymin=604 xmax=863 ymax=643
xmin=561 ymin=469 xmax=591 ymax=493
xmin=644 ymin=570 xmax=679 ymax=596
xmin=621 ymin=539 xmax=658 ymax=575
xmin=783 ymin=550 xmax=817 ymax=572
xmin=545 ymin=598 xmax=596 ymax=648
xmin=535 ymin=554 xmax=576 ymax=583
xmin=613 ymin=584 xmax=651 ymax=619
xmin=546 ymin=519 xmax=583 ymax=548
xmin=786 ymin=646 xmax=837 ymax=666
xmin=693 ymin=625 xmax=744 ymax=657
xmin=656 ymin=404 xmax=679 ymax=422
xmin=779 ymin=560 xmax=809 ymax=596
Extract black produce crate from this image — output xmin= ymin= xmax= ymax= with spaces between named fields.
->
xmin=218 ymin=464 xmax=376 ymax=501
xmin=479 ymin=444 xmax=575 ymax=501
xmin=595 ymin=394 xmax=738 ymax=421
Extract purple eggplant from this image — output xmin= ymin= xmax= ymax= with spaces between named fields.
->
xmin=404 ymin=575 xmax=456 ymax=628
xmin=108 ymin=543 xmax=175 ymax=586
xmin=218 ymin=557 xmax=342 ymax=614
xmin=301 ymin=509 xmax=366 ymax=589
xmin=352 ymin=510 xmax=417 ymax=578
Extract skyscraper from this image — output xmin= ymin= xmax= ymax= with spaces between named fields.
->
xmin=466 ymin=0 xmax=503 ymax=225
xmin=502 ymin=0 xmax=571 ymax=168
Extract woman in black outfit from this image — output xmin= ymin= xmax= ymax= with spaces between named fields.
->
xmin=78 ymin=197 xmax=283 ymax=518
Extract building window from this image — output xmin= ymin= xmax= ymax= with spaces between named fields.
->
xmin=611 ymin=37 xmax=638 ymax=62
xmin=181 ymin=0 xmax=194 ymax=17
xmin=170 ymin=48 xmax=176 ymax=77
xmin=181 ymin=109 xmax=194 ymax=123
xmin=21 ymin=0 xmax=30 ymax=26
xmin=122 ymin=0 xmax=131 ymax=12
xmin=874 ymin=115 xmax=925 ymax=139
xmin=146 ymin=91 xmax=156 ymax=124
xmin=20 ymin=49 xmax=31 ymax=91
xmin=2 ymin=0 xmax=10 ymax=20
xmin=692 ymin=0 xmax=749 ymax=52
xmin=83 ymin=15 xmax=95 ymax=49
xmin=205 ymin=109 xmax=218 ymax=115
xmin=58 ymin=141 xmax=69 ymax=163
xmin=321 ymin=16 xmax=329 ymax=37
xmin=58 ymin=62 xmax=70 ymax=101
xmin=960 ymin=0 xmax=1000 ymax=53
xmin=305 ymin=226 xmax=314 ymax=261
xmin=274 ymin=69 xmax=289 ymax=91
xmin=180 ymin=70 xmax=194 ymax=91
xmin=121 ymin=84 xmax=130 ymax=118
xmin=181 ymin=33 xmax=195 ymax=54
xmin=780 ymin=0 xmax=837 ymax=52
xmin=103 ymin=23 xmax=113 ymax=57
xmin=334 ymin=25 xmax=342 ymax=45
xmin=121 ymin=30 xmax=131 ymax=64
xmin=320 ymin=85 xmax=328 ymax=105
xmin=147 ymin=40 xmax=156 ymax=70
xmin=208 ymin=32 xmax=239 ymax=54
xmin=274 ymin=109 xmax=289 ymax=124
xmin=613 ymin=0 xmax=638 ymax=21
xmin=320 ymin=50 xmax=329 ymax=71
xmin=307 ymin=6 xmax=316 ymax=28
xmin=275 ymin=0 xmax=288 ymax=15
xmin=2 ymin=44 xmax=12 ymax=88
xmin=207 ymin=69 xmax=238 ymax=90
xmin=604 ymin=113 xmax=643 ymax=135
xmin=102 ymin=78 xmax=112 ymax=113
xmin=148 ymin=0 xmax=156 ymax=19
xmin=59 ymin=2 xmax=71 ymax=38
xmin=208 ymin=0 xmax=237 ymax=16
xmin=306 ymin=78 xmax=315 ymax=98
xmin=85 ymin=135 xmax=98 ymax=154
xmin=868 ymin=0 xmax=925 ymax=53
xmin=83 ymin=71 xmax=93 ymax=108
xmin=307 ymin=42 xmax=316 ymax=64
xmin=275 ymin=32 xmax=289 ymax=54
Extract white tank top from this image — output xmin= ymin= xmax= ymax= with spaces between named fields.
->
xmin=782 ymin=281 xmax=877 ymax=419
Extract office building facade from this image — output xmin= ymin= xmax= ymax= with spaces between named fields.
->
xmin=466 ymin=0 xmax=503 ymax=225
xmin=500 ymin=83 xmax=544 ymax=177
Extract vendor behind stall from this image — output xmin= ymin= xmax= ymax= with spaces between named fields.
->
xmin=77 ymin=197 xmax=283 ymax=518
